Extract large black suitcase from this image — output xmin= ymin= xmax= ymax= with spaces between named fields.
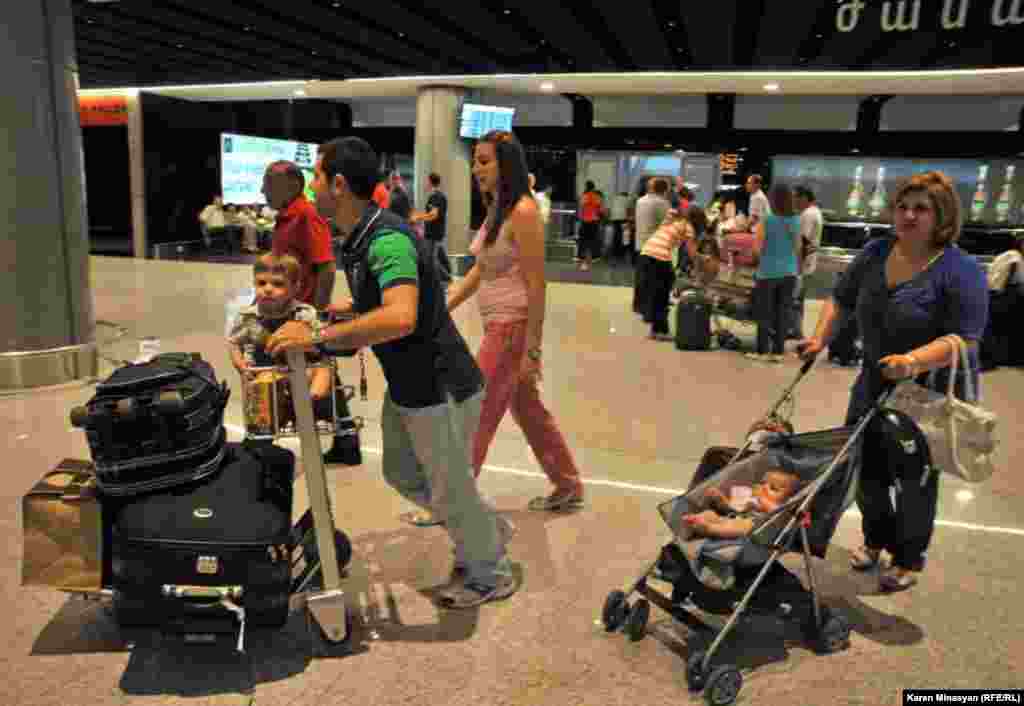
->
xmin=109 ymin=441 xmax=295 ymax=633
xmin=70 ymin=353 xmax=230 ymax=496
xmin=675 ymin=291 xmax=712 ymax=351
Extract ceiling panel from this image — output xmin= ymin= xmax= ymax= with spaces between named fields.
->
xmin=70 ymin=0 xmax=1024 ymax=90
xmin=413 ymin=1 xmax=539 ymax=57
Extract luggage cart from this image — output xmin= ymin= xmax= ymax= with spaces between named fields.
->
xmin=61 ymin=349 xmax=357 ymax=652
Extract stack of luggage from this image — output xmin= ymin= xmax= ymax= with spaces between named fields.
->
xmin=62 ymin=353 xmax=298 ymax=643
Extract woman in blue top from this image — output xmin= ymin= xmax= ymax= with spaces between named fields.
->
xmin=747 ymin=185 xmax=801 ymax=361
xmin=799 ymin=171 xmax=988 ymax=592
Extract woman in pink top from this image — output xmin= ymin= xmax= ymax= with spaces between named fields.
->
xmin=447 ymin=130 xmax=584 ymax=511
xmin=640 ymin=206 xmax=709 ymax=340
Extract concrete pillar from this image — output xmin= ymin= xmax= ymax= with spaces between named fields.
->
xmin=413 ymin=86 xmax=474 ymax=274
xmin=125 ymin=93 xmax=148 ymax=259
xmin=0 ymin=0 xmax=97 ymax=390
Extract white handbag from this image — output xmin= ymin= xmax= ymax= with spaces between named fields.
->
xmin=884 ymin=335 xmax=998 ymax=483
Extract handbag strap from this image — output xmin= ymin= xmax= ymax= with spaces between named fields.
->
xmin=942 ymin=334 xmax=977 ymax=403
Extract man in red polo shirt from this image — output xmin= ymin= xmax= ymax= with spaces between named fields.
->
xmin=263 ymin=161 xmax=335 ymax=309
xmin=262 ymin=161 xmax=361 ymax=465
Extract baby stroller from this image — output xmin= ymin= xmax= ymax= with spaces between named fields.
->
xmin=601 ymin=358 xmax=893 ymax=705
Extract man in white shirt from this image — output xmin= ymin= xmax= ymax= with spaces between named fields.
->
xmin=610 ymin=190 xmax=630 ymax=260
xmin=198 ymin=195 xmax=226 ymax=250
xmin=790 ymin=185 xmax=824 ymax=338
xmin=745 ymin=174 xmax=771 ymax=231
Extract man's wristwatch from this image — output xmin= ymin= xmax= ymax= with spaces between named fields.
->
xmin=526 ymin=347 xmax=542 ymax=362
xmin=311 ymin=324 xmax=328 ymax=355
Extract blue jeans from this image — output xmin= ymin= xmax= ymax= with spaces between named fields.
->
xmin=754 ymin=276 xmax=797 ymax=354
xmin=380 ymin=389 xmax=511 ymax=589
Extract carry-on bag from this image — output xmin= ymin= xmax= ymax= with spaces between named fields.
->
xmin=70 ymin=352 xmax=230 ymax=496
xmin=21 ymin=459 xmax=107 ymax=592
xmin=675 ymin=290 xmax=712 ymax=351
xmin=109 ymin=441 xmax=296 ymax=641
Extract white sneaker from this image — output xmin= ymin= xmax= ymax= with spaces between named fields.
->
xmin=744 ymin=352 xmax=768 ymax=361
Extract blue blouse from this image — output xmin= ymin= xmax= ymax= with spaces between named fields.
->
xmin=757 ymin=215 xmax=800 ymax=280
xmin=833 ymin=237 xmax=989 ymax=417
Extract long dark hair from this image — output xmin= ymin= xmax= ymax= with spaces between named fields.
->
xmin=768 ymin=184 xmax=795 ymax=217
xmin=477 ymin=130 xmax=533 ymax=246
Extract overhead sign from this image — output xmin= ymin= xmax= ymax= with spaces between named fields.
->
xmin=79 ymin=95 xmax=129 ymax=126
xmin=835 ymin=0 xmax=1024 ymax=33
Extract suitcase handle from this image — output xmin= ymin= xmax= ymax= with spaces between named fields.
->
xmin=161 ymin=584 xmax=243 ymax=600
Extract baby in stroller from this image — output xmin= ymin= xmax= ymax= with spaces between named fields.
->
xmin=682 ymin=468 xmax=802 ymax=540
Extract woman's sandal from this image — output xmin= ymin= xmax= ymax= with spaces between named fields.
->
xmin=398 ymin=511 xmax=444 ymax=527
xmin=527 ymin=491 xmax=585 ymax=512
xmin=850 ymin=546 xmax=884 ymax=571
xmin=436 ymin=576 xmax=518 ymax=609
xmin=879 ymin=567 xmax=918 ymax=592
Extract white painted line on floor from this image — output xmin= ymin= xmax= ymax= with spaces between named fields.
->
xmin=224 ymin=423 xmax=1024 ymax=538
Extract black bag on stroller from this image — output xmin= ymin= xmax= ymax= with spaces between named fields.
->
xmin=70 ymin=353 xmax=231 ymax=496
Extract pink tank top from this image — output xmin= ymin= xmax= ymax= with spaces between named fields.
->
xmin=470 ymin=221 xmax=529 ymax=324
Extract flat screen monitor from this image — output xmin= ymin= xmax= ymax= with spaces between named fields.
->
xmin=220 ymin=132 xmax=318 ymax=205
xmin=459 ymin=103 xmax=515 ymax=140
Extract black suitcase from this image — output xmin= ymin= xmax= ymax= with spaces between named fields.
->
xmin=675 ymin=291 xmax=712 ymax=351
xmin=109 ymin=441 xmax=295 ymax=633
xmin=70 ymin=353 xmax=230 ymax=496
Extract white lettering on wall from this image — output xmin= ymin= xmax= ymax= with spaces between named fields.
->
xmin=836 ymin=0 xmax=867 ymax=32
xmin=992 ymin=0 xmax=1024 ymax=25
xmin=942 ymin=0 xmax=971 ymax=28
xmin=882 ymin=0 xmax=923 ymax=30
xmin=834 ymin=0 xmax=1024 ymax=33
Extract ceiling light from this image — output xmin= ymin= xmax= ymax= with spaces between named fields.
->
xmin=176 ymin=44 xmax=184 ymax=49
xmin=504 ymin=9 xmax=511 ymax=14
xmin=816 ymin=33 xmax=823 ymax=39
xmin=294 ymin=89 xmax=306 ymax=96
xmin=540 ymin=81 xmax=555 ymax=92
xmin=333 ymin=1 xmax=340 ymax=6
xmin=763 ymin=83 xmax=780 ymax=91
xmin=851 ymin=148 xmax=860 ymax=153
xmin=244 ymin=25 xmax=252 ymax=31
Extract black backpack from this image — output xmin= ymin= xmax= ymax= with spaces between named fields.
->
xmin=70 ymin=353 xmax=230 ymax=496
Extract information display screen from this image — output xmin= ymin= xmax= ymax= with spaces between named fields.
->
xmin=221 ymin=133 xmax=318 ymax=205
xmin=773 ymin=155 xmax=1024 ymax=226
xmin=459 ymin=104 xmax=515 ymax=140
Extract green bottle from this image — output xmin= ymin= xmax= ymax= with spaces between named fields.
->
xmin=970 ymin=165 xmax=989 ymax=222
xmin=846 ymin=165 xmax=864 ymax=218
xmin=995 ymin=165 xmax=1014 ymax=223
xmin=868 ymin=166 xmax=887 ymax=218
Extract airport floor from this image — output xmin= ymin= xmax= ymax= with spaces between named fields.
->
xmin=4 ymin=256 xmax=1023 ymax=706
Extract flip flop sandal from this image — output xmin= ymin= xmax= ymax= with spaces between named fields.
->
xmin=436 ymin=576 xmax=518 ymax=609
xmin=399 ymin=511 xmax=444 ymax=527
xmin=527 ymin=492 xmax=584 ymax=512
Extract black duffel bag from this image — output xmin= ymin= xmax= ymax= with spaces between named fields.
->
xmin=70 ymin=353 xmax=230 ymax=496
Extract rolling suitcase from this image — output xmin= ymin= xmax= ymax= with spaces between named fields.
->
xmin=70 ymin=353 xmax=231 ymax=496
xmin=675 ymin=290 xmax=712 ymax=351
xmin=109 ymin=441 xmax=295 ymax=644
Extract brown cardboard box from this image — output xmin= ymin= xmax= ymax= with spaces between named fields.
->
xmin=21 ymin=459 xmax=103 ymax=591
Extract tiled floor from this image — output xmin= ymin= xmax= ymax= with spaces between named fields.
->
xmin=4 ymin=256 xmax=1023 ymax=706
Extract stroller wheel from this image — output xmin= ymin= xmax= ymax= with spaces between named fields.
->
xmin=601 ymin=590 xmax=629 ymax=632
xmin=804 ymin=607 xmax=851 ymax=654
xmin=704 ymin=664 xmax=743 ymax=706
xmin=686 ymin=650 xmax=709 ymax=691
xmin=626 ymin=598 xmax=649 ymax=641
